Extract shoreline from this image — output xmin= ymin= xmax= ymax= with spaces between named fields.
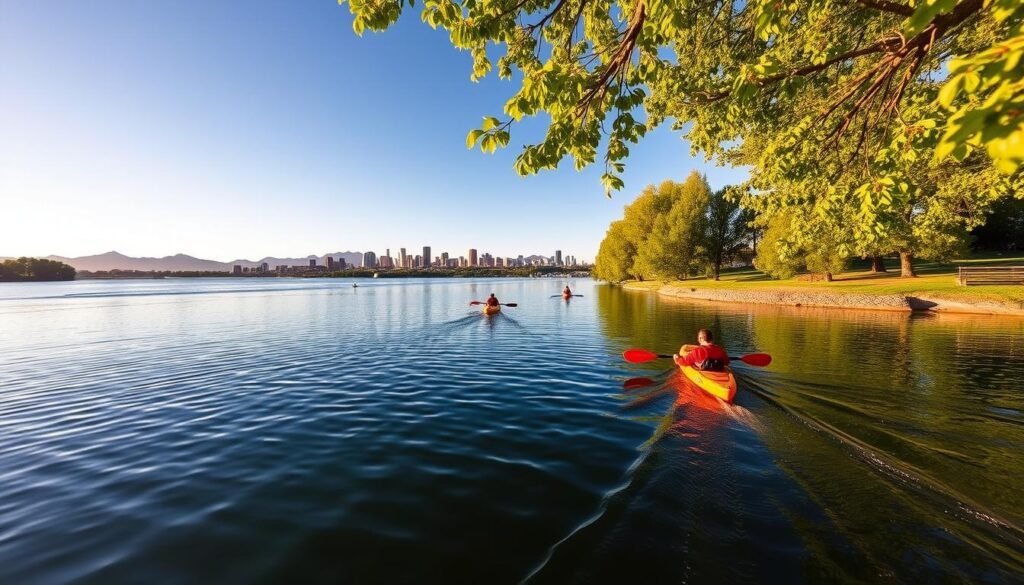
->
xmin=623 ymin=282 xmax=1024 ymax=316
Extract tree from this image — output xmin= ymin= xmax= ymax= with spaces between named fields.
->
xmin=593 ymin=220 xmax=636 ymax=282
xmin=971 ymin=197 xmax=1024 ymax=251
xmin=753 ymin=211 xmax=849 ymax=280
xmin=340 ymin=0 xmax=1023 ymax=216
xmin=703 ymin=188 xmax=748 ymax=280
xmin=594 ymin=173 xmax=710 ymax=281
xmin=0 ymin=258 xmax=76 ymax=282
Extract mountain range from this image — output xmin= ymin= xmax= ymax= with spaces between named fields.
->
xmin=1 ymin=251 xmax=367 ymax=272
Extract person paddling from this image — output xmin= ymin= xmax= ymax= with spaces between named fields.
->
xmin=674 ymin=328 xmax=729 ymax=371
xmin=486 ymin=293 xmax=500 ymax=308
xmin=563 ymin=285 xmax=572 ymax=297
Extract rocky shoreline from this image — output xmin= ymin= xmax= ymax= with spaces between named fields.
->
xmin=625 ymin=282 xmax=1024 ymax=316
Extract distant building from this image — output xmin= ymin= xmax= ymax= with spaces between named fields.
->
xmin=363 ymin=251 xmax=377 ymax=268
xmin=309 ymin=258 xmax=317 ymax=268
xmin=327 ymin=257 xmax=335 ymax=270
xmin=441 ymin=252 xmax=449 ymax=266
xmin=260 ymin=262 xmax=269 ymax=273
xmin=468 ymin=248 xmax=478 ymax=266
xmin=422 ymin=246 xmax=431 ymax=268
xmin=496 ymin=257 xmax=504 ymax=268
xmin=338 ymin=258 xmax=347 ymax=269
xmin=414 ymin=254 xmax=422 ymax=267
xmin=233 ymin=265 xmax=242 ymax=275
xmin=555 ymin=250 xmax=562 ymax=266
xmin=399 ymin=247 xmax=407 ymax=268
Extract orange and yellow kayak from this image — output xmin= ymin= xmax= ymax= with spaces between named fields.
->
xmin=482 ymin=304 xmax=501 ymax=315
xmin=675 ymin=344 xmax=737 ymax=403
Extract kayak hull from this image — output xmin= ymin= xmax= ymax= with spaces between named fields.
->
xmin=677 ymin=344 xmax=737 ymax=403
xmin=562 ymin=293 xmax=572 ymax=300
xmin=483 ymin=305 xmax=501 ymax=315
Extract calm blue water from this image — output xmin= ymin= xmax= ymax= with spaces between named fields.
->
xmin=0 ymin=278 xmax=1021 ymax=583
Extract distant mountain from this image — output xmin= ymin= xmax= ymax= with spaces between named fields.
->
xmin=33 ymin=251 xmax=366 ymax=272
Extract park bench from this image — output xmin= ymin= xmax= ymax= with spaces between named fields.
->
xmin=957 ymin=266 xmax=1024 ymax=286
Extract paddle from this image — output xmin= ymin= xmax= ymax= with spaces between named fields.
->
xmin=623 ymin=348 xmax=772 ymax=367
xmin=623 ymin=376 xmax=658 ymax=390
xmin=469 ymin=301 xmax=518 ymax=307
xmin=550 ymin=294 xmax=584 ymax=298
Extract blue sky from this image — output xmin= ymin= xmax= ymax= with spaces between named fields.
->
xmin=0 ymin=0 xmax=746 ymax=262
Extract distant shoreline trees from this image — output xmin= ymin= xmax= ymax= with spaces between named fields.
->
xmin=0 ymin=258 xmax=76 ymax=282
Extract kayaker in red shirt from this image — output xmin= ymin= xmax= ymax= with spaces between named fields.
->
xmin=486 ymin=293 xmax=500 ymax=307
xmin=563 ymin=286 xmax=572 ymax=296
xmin=674 ymin=329 xmax=730 ymax=371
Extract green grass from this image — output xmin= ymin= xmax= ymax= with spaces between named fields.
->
xmin=628 ymin=253 xmax=1024 ymax=306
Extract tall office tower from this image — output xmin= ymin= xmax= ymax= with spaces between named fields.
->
xmin=338 ymin=258 xmax=347 ymax=269
xmin=555 ymin=250 xmax=562 ymax=266
xmin=327 ymin=257 xmax=335 ymax=270
xmin=362 ymin=251 xmax=377 ymax=268
xmin=496 ymin=257 xmax=504 ymax=268
xmin=414 ymin=254 xmax=422 ymax=267
xmin=468 ymin=248 xmax=478 ymax=266
xmin=400 ymin=248 xmax=407 ymax=268
xmin=441 ymin=252 xmax=449 ymax=266
xmin=422 ymin=246 xmax=431 ymax=268
xmin=261 ymin=262 xmax=269 ymax=272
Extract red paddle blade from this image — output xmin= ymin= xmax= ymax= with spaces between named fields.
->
xmin=469 ymin=301 xmax=482 ymax=305
xmin=737 ymin=353 xmax=772 ymax=367
xmin=623 ymin=348 xmax=660 ymax=364
xmin=623 ymin=376 xmax=657 ymax=390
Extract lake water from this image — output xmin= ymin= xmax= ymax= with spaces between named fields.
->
xmin=0 ymin=277 xmax=1021 ymax=583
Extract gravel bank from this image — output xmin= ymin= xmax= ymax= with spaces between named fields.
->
xmin=624 ymin=283 xmax=1024 ymax=315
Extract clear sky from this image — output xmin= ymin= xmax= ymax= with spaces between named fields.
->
xmin=0 ymin=0 xmax=746 ymax=263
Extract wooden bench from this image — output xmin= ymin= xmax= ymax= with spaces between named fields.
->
xmin=957 ymin=266 xmax=1024 ymax=286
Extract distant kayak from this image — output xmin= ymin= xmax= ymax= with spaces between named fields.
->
xmin=676 ymin=344 xmax=737 ymax=403
xmin=482 ymin=304 xmax=501 ymax=315
xmin=562 ymin=292 xmax=572 ymax=300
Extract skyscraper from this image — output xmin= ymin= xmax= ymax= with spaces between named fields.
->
xmin=555 ymin=250 xmax=562 ymax=266
xmin=422 ymin=246 xmax=431 ymax=268
xmin=468 ymin=248 xmax=478 ymax=266
xmin=362 ymin=251 xmax=377 ymax=268
xmin=400 ymin=248 xmax=407 ymax=268
xmin=327 ymin=257 xmax=335 ymax=270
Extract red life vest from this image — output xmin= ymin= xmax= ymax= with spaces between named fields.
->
xmin=679 ymin=344 xmax=730 ymax=371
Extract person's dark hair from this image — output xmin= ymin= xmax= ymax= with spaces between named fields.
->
xmin=698 ymin=328 xmax=713 ymax=342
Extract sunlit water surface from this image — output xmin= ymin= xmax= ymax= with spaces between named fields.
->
xmin=0 ymin=278 xmax=1021 ymax=584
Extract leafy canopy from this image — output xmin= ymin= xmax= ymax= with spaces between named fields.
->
xmin=339 ymin=0 xmax=1024 ymax=191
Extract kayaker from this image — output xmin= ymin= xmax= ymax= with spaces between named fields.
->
xmin=486 ymin=293 xmax=500 ymax=308
xmin=563 ymin=285 xmax=572 ymax=297
xmin=674 ymin=329 xmax=729 ymax=371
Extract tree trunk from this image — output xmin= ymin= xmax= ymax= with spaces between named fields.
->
xmin=824 ymin=272 xmax=833 ymax=282
xmin=713 ymin=253 xmax=722 ymax=280
xmin=871 ymin=255 xmax=887 ymax=273
xmin=899 ymin=251 xmax=916 ymax=278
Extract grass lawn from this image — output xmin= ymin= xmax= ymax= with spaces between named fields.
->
xmin=628 ymin=253 xmax=1024 ymax=305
